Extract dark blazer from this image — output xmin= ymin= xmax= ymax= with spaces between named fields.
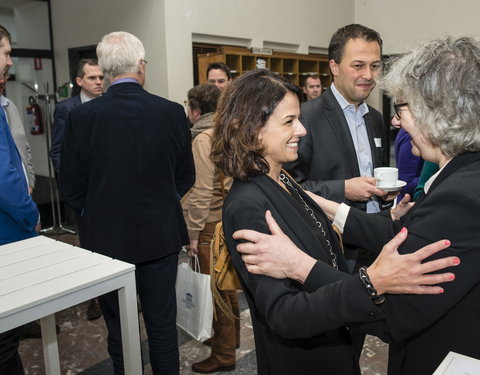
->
xmin=286 ymin=88 xmax=388 ymax=211
xmin=0 ymin=114 xmax=38 ymax=245
xmin=59 ymin=82 xmax=195 ymax=264
xmin=50 ymin=95 xmax=82 ymax=174
xmin=223 ymin=175 xmax=384 ymax=375
xmin=344 ymin=152 xmax=480 ymax=375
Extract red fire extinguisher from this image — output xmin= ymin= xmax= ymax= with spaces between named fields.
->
xmin=27 ymin=96 xmax=44 ymax=135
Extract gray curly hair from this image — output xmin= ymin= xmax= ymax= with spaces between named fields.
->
xmin=380 ymin=36 xmax=480 ymax=157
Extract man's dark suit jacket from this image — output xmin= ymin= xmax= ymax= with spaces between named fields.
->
xmin=344 ymin=152 xmax=480 ymax=375
xmin=287 ymin=88 xmax=388 ymax=211
xmin=223 ymin=174 xmax=384 ymax=375
xmin=59 ymin=82 xmax=195 ymax=264
xmin=50 ymin=95 xmax=82 ymax=174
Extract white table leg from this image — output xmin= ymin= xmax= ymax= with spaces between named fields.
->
xmin=40 ymin=314 xmax=61 ymax=375
xmin=118 ymin=271 xmax=142 ymax=375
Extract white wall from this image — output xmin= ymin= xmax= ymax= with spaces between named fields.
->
xmin=0 ymin=8 xmax=16 ymax=43
xmin=355 ymin=0 xmax=480 ymax=110
xmin=14 ymin=1 xmax=50 ymax=49
xmin=50 ymin=0 xmax=168 ymax=97
xmin=355 ymin=0 xmax=480 ymax=54
xmin=164 ymin=0 xmax=354 ymax=102
xmin=51 ymin=0 xmax=354 ymax=104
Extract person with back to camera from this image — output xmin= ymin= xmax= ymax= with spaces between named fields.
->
xmin=232 ymin=37 xmax=480 ymax=375
xmin=181 ymin=83 xmax=240 ymax=373
xmin=210 ymin=68 xmax=459 ymax=375
xmin=60 ymin=31 xmax=194 ymax=375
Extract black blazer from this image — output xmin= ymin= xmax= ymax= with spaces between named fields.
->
xmin=286 ymin=88 xmax=388 ymax=211
xmin=59 ymin=82 xmax=195 ymax=264
xmin=223 ymin=175 xmax=384 ymax=375
xmin=50 ymin=94 xmax=82 ymax=174
xmin=343 ymin=152 xmax=480 ymax=375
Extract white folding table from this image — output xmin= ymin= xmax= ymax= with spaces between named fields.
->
xmin=0 ymin=236 xmax=142 ymax=374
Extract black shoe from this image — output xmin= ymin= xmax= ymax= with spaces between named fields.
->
xmin=87 ymin=298 xmax=102 ymax=320
xmin=20 ymin=321 xmax=60 ymax=340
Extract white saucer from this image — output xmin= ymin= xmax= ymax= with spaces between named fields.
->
xmin=377 ymin=180 xmax=407 ymax=192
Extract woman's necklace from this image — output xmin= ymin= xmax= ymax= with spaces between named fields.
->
xmin=279 ymin=172 xmax=338 ymax=270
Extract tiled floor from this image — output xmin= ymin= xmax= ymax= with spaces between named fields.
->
xmin=17 ymin=232 xmax=388 ymax=375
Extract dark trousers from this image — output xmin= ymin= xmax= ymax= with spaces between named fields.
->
xmin=99 ymin=252 xmax=180 ymax=375
xmin=0 ymin=328 xmax=23 ymax=375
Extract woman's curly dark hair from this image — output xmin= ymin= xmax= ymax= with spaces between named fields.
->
xmin=211 ymin=69 xmax=301 ymax=181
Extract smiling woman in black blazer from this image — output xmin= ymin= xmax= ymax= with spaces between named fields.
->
xmin=210 ymin=69 xmax=457 ymax=375
xmin=231 ymin=38 xmax=480 ymax=375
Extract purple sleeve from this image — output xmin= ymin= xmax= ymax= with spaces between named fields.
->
xmin=394 ymin=129 xmax=424 ymax=200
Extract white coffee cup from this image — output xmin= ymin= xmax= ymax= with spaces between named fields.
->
xmin=374 ymin=167 xmax=398 ymax=188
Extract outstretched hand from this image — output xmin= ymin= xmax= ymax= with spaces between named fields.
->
xmin=367 ymin=227 xmax=459 ymax=295
xmin=233 ymin=210 xmax=316 ymax=283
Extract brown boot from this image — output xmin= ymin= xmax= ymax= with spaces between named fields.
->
xmin=204 ymin=336 xmax=239 ymax=349
xmin=193 ymin=290 xmax=236 ymax=373
xmin=191 ymin=356 xmax=235 ymax=373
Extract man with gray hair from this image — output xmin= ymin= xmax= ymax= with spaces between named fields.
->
xmin=59 ymin=31 xmax=195 ymax=374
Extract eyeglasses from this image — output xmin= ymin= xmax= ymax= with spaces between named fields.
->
xmin=393 ymin=102 xmax=409 ymax=119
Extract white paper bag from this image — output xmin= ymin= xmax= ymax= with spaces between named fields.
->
xmin=176 ymin=256 xmax=213 ymax=341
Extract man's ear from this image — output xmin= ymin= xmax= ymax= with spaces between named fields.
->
xmin=329 ymin=59 xmax=339 ymax=77
xmin=76 ymin=76 xmax=83 ymax=87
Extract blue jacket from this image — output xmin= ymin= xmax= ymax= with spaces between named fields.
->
xmin=0 ymin=113 xmax=39 ymax=245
